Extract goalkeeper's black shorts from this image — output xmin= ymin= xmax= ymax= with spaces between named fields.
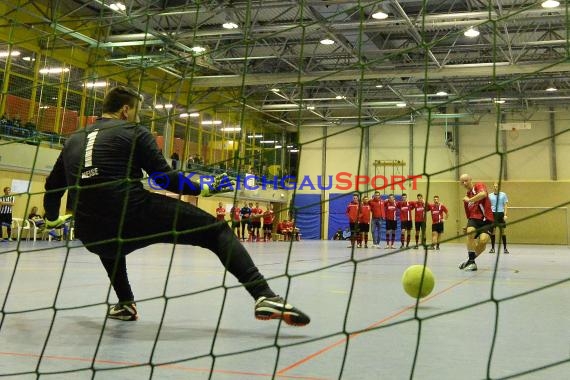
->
xmin=76 ymin=192 xmax=229 ymax=258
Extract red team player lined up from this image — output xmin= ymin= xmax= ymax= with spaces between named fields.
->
xmin=345 ymin=192 xmax=448 ymax=250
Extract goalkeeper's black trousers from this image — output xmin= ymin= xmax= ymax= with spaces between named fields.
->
xmin=77 ymin=192 xmax=275 ymax=303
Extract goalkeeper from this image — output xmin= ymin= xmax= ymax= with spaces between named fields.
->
xmin=43 ymin=86 xmax=310 ymax=326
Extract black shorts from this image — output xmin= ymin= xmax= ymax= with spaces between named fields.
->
xmin=415 ymin=221 xmax=425 ymax=231
xmin=75 ymin=192 xmax=241 ymax=259
xmin=492 ymin=212 xmax=506 ymax=229
xmin=349 ymin=222 xmax=358 ymax=233
xmin=231 ymin=221 xmax=240 ymax=229
xmin=385 ymin=220 xmax=397 ymax=231
xmin=263 ymin=223 xmax=273 ymax=232
xmin=467 ymin=218 xmax=493 ymax=238
xmin=358 ymin=223 xmax=370 ymax=233
xmin=252 ymin=221 xmax=261 ymax=228
xmin=401 ymin=221 xmax=412 ymax=230
xmin=432 ymin=222 xmax=444 ymax=233
xmin=0 ymin=213 xmax=12 ymax=226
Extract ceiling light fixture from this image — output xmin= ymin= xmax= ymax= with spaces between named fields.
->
xmin=375 ymin=84 xmax=384 ymax=88
xmin=39 ymin=67 xmax=70 ymax=74
xmin=248 ymin=134 xmax=263 ymax=138
xmin=221 ymin=127 xmax=241 ymax=132
xmin=84 ymin=81 xmax=107 ymax=88
xmin=320 ymin=38 xmax=335 ymax=45
xmin=0 ymin=51 xmax=21 ymax=57
xmin=155 ymin=104 xmax=173 ymax=109
xmin=201 ymin=120 xmax=222 ymax=125
xmin=109 ymin=2 xmax=126 ymax=11
xmin=22 ymin=56 xmax=35 ymax=61
xmin=541 ymin=0 xmax=560 ymax=8
xmin=222 ymin=21 xmax=239 ymax=29
xmin=306 ymin=106 xmax=315 ymax=110
xmin=545 ymin=86 xmax=558 ymax=92
xmin=435 ymin=91 xmax=448 ymax=96
xmin=270 ymin=88 xmax=280 ymax=92
xmin=371 ymin=11 xmax=389 ymax=20
xmin=396 ymin=103 xmax=407 ymax=108
xmin=464 ymin=27 xmax=480 ymax=38
xmin=494 ymin=99 xmax=506 ymax=104
xmin=180 ymin=112 xmax=200 ymax=118
xmin=191 ymin=46 xmax=206 ymax=53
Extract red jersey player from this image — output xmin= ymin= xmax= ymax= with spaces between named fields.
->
xmin=412 ymin=194 xmax=427 ymax=249
xmin=358 ymin=195 xmax=371 ymax=248
xmin=397 ymin=193 xmax=414 ymax=248
xmin=216 ymin=202 xmax=226 ymax=222
xmin=383 ymin=194 xmax=398 ymax=249
xmin=262 ymin=204 xmax=275 ymax=242
xmin=459 ymin=173 xmax=494 ymax=271
xmin=251 ymin=202 xmax=263 ymax=241
xmin=428 ymin=195 xmax=448 ymax=250
xmin=346 ymin=194 xmax=360 ymax=249
xmin=369 ymin=191 xmax=384 ymax=247
xmin=230 ymin=203 xmax=241 ymax=239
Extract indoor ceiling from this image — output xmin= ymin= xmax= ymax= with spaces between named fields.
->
xmin=5 ymin=0 xmax=570 ymax=131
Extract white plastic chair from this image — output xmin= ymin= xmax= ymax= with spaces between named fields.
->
xmin=11 ymin=217 xmax=23 ymax=241
xmin=25 ymin=219 xmax=40 ymax=241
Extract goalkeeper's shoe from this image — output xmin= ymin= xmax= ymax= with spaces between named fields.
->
xmin=255 ymin=296 xmax=310 ymax=326
xmin=45 ymin=214 xmax=72 ymax=229
xmin=108 ymin=302 xmax=138 ymax=321
xmin=201 ymin=173 xmax=236 ymax=197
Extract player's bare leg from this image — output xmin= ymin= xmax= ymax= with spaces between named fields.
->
xmin=460 ymin=226 xmax=482 ymax=271
xmin=429 ymin=231 xmax=437 ymax=249
xmin=475 ymin=232 xmax=491 ymax=255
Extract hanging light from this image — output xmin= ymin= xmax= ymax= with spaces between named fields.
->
xmin=541 ymin=1 xmax=560 ymax=8
xmin=464 ymin=27 xmax=480 ymax=38
xmin=222 ymin=21 xmax=239 ymax=29
xmin=371 ymin=11 xmax=389 ymax=20
xmin=191 ymin=46 xmax=206 ymax=53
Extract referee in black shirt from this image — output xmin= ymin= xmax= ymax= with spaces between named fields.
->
xmin=43 ymin=86 xmax=309 ymax=326
xmin=0 ymin=187 xmax=15 ymax=241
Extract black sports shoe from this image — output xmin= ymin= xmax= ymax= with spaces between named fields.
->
xmin=108 ymin=303 xmax=138 ymax=321
xmin=503 ymin=249 xmax=509 ymax=254
xmin=458 ymin=260 xmax=469 ymax=270
xmin=489 ymin=248 xmax=495 ymax=253
xmin=255 ymin=296 xmax=310 ymax=326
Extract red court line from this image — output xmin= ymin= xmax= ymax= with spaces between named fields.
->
xmin=277 ymin=275 xmax=477 ymax=375
xmin=0 ymin=351 xmax=327 ymax=379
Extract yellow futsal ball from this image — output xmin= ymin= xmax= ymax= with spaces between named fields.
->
xmin=402 ymin=265 xmax=435 ymax=299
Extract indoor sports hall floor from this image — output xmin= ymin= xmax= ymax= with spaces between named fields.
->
xmin=0 ymin=239 xmax=568 ymax=380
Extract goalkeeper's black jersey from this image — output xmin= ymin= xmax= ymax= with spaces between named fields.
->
xmin=44 ymin=118 xmax=185 ymax=221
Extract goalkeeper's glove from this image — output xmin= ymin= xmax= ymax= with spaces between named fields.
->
xmin=45 ymin=214 xmax=72 ymax=228
xmin=200 ymin=173 xmax=236 ymax=197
